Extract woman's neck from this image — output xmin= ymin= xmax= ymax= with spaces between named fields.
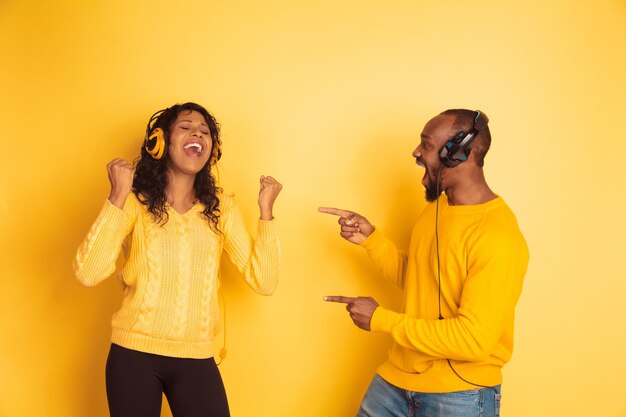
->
xmin=165 ymin=171 xmax=197 ymax=209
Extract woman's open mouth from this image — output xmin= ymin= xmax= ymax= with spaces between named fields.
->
xmin=183 ymin=141 xmax=204 ymax=158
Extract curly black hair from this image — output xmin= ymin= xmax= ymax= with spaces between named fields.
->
xmin=132 ymin=102 xmax=223 ymax=231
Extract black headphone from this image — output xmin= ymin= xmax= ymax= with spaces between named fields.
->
xmin=438 ymin=111 xmax=484 ymax=168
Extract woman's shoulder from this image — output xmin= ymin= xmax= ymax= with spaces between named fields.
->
xmin=126 ymin=191 xmax=145 ymax=210
xmin=119 ymin=191 xmax=143 ymax=217
xmin=215 ymin=192 xmax=241 ymax=224
xmin=217 ymin=191 xmax=237 ymax=208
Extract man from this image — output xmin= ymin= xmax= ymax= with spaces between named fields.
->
xmin=319 ymin=109 xmax=528 ymax=417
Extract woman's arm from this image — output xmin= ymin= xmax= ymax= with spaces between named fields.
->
xmin=222 ymin=176 xmax=282 ymax=295
xmin=73 ymin=159 xmax=137 ymax=287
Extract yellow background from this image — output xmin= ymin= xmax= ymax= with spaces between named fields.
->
xmin=1 ymin=1 xmax=625 ymax=416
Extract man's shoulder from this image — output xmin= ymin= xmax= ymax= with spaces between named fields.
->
xmin=481 ymin=197 xmax=522 ymax=231
xmin=473 ymin=200 xmax=527 ymax=253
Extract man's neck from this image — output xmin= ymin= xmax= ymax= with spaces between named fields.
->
xmin=444 ymin=169 xmax=497 ymax=206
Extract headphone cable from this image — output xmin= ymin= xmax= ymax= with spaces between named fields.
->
xmin=435 ymin=167 xmax=443 ymax=320
xmin=216 ymin=288 xmax=227 ymax=366
xmin=435 ymin=165 xmax=493 ymax=390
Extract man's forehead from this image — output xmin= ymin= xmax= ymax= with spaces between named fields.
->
xmin=427 ymin=114 xmax=455 ymax=129
xmin=422 ymin=114 xmax=455 ymax=137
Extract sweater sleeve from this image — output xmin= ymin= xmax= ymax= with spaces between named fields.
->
xmin=73 ymin=196 xmax=138 ymax=287
xmin=360 ymin=228 xmax=408 ymax=289
xmin=221 ymin=195 xmax=280 ymax=296
xmin=370 ymin=228 xmax=528 ymax=361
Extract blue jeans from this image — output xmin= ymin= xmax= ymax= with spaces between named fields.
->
xmin=356 ymin=375 xmax=501 ymax=417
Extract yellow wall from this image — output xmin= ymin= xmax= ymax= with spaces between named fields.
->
xmin=1 ymin=1 xmax=625 ymax=416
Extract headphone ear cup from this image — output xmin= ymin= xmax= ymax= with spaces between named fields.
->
xmin=439 ymin=138 xmax=460 ymax=168
xmin=145 ymin=128 xmax=166 ymax=160
xmin=439 ymin=130 xmax=475 ymax=168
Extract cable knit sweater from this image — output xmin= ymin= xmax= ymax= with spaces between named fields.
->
xmin=73 ymin=192 xmax=280 ymax=359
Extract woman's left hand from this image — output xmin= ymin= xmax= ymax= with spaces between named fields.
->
xmin=258 ymin=175 xmax=282 ymax=220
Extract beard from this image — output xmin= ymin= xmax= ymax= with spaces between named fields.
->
xmin=423 ymin=163 xmax=444 ymax=202
xmin=425 ymin=181 xmax=441 ymax=202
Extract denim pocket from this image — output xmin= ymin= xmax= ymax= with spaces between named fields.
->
xmin=494 ymin=393 xmax=502 ymax=417
xmin=420 ymin=389 xmax=480 ymax=417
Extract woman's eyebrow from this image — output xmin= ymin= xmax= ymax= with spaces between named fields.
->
xmin=176 ymin=120 xmax=209 ymax=127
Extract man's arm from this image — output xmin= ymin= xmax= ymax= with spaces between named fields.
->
xmin=370 ymin=229 xmax=528 ymax=361
xmin=319 ymin=207 xmax=408 ymax=289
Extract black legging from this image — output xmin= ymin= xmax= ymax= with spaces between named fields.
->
xmin=105 ymin=344 xmax=230 ymax=417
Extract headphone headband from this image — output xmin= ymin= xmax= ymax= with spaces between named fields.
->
xmin=438 ymin=110 xmax=485 ymax=168
xmin=143 ymin=106 xmax=223 ymax=163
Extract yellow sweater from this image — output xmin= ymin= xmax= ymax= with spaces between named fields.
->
xmin=365 ymin=195 xmax=528 ymax=392
xmin=73 ymin=192 xmax=280 ymax=359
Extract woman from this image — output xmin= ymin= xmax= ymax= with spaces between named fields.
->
xmin=73 ymin=102 xmax=282 ymax=417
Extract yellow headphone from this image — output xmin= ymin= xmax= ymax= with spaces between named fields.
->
xmin=143 ymin=107 xmax=222 ymax=163
xmin=145 ymin=127 xmax=166 ymax=160
xmin=144 ymin=109 xmax=168 ymax=160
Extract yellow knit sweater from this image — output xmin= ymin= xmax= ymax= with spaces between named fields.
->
xmin=73 ymin=192 xmax=280 ymax=359
xmin=365 ymin=195 xmax=528 ymax=392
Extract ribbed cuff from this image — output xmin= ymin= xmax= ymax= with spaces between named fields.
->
xmin=370 ymin=306 xmax=400 ymax=333
xmin=98 ymin=199 xmax=130 ymax=234
xmin=360 ymin=227 xmax=385 ymax=250
xmin=257 ymin=218 xmax=278 ymax=241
